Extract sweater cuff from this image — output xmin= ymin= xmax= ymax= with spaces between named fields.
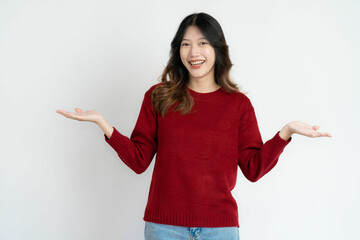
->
xmin=104 ymin=127 xmax=129 ymax=150
xmin=273 ymin=130 xmax=292 ymax=148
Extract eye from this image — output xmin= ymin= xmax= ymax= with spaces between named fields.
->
xmin=181 ymin=42 xmax=190 ymax=47
xmin=200 ymin=42 xmax=208 ymax=45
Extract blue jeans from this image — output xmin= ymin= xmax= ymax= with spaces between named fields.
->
xmin=144 ymin=221 xmax=239 ymax=240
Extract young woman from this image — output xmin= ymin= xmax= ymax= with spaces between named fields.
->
xmin=57 ymin=12 xmax=331 ymax=240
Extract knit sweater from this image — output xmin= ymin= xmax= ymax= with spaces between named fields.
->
xmin=104 ymin=83 xmax=291 ymax=228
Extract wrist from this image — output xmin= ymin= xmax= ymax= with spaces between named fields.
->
xmin=96 ymin=115 xmax=114 ymax=139
xmin=95 ymin=113 xmax=105 ymax=125
xmin=279 ymin=124 xmax=292 ymax=141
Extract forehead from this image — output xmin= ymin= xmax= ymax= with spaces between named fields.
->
xmin=182 ymin=26 xmax=206 ymax=40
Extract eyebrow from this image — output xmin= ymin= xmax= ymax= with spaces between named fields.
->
xmin=182 ymin=37 xmax=208 ymax=41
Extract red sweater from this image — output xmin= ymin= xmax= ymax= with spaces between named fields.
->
xmin=104 ymin=83 xmax=291 ymax=228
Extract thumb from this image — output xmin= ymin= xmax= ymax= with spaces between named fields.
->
xmin=75 ymin=108 xmax=83 ymax=113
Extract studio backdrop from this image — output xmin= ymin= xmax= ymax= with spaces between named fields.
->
xmin=0 ymin=0 xmax=359 ymax=239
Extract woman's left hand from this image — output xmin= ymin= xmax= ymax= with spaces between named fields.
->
xmin=279 ymin=121 xmax=332 ymax=141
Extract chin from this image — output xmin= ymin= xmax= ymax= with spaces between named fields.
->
xmin=189 ymin=72 xmax=208 ymax=79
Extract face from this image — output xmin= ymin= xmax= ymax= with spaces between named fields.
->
xmin=180 ymin=26 xmax=216 ymax=83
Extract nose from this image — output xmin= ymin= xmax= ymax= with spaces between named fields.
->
xmin=189 ymin=44 xmax=200 ymax=57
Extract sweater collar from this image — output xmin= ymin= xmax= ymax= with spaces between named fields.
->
xmin=186 ymin=85 xmax=225 ymax=102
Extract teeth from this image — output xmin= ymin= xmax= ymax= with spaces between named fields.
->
xmin=190 ymin=60 xmax=205 ymax=65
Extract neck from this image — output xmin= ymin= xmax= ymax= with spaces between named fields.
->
xmin=187 ymin=77 xmax=220 ymax=93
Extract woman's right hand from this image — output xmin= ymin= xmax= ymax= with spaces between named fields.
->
xmin=56 ymin=108 xmax=102 ymax=124
xmin=56 ymin=108 xmax=114 ymax=138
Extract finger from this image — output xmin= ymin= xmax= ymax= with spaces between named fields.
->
xmin=57 ymin=110 xmax=71 ymax=114
xmin=312 ymin=125 xmax=320 ymax=130
xmin=321 ymin=132 xmax=332 ymax=137
xmin=75 ymin=108 xmax=83 ymax=113
xmin=314 ymin=131 xmax=332 ymax=138
xmin=61 ymin=111 xmax=74 ymax=119
xmin=299 ymin=130 xmax=317 ymax=138
xmin=56 ymin=110 xmax=67 ymax=116
xmin=57 ymin=110 xmax=76 ymax=119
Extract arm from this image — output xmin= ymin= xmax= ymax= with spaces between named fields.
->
xmin=104 ymin=91 xmax=158 ymax=174
xmin=56 ymin=89 xmax=158 ymax=174
xmin=237 ymin=98 xmax=332 ymax=182
xmin=237 ymin=98 xmax=291 ymax=182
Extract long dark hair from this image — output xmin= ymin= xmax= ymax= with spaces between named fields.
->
xmin=152 ymin=12 xmax=243 ymax=117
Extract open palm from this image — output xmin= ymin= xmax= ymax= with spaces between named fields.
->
xmin=287 ymin=121 xmax=332 ymax=138
xmin=56 ymin=108 xmax=101 ymax=123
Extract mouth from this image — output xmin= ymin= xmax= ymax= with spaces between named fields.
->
xmin=189 ymin=60 xmax=205 ymax=66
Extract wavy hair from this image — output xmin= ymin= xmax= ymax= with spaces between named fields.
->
xmin=151 ymin=12 xmax=244 ymax=117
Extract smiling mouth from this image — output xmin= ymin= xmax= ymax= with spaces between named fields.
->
xmin=189 ymin=60 xmax=205 ymax=65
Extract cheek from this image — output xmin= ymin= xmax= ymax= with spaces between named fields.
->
xmin=205 ymin=48 xmax=216 ymax=64
xmin=180 ymin=49 xmax=188 ymax=66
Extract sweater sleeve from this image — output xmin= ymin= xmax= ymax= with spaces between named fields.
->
xmin=237 ymin=96 xmax=291 ymax=182
xmin=104 ymin=90 xmax=158 ymax=174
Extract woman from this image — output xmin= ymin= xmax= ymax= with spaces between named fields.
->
xmin=57 ymin=12 xmax=331 ymax=240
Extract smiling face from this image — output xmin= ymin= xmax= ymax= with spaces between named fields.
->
xmin=180 ymin=25 xmax=216 ymax=84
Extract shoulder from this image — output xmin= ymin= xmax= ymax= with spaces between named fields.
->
xmin=223 ymin=91 xmax=255 ymax=121
xmin=238 ymin=92 xmax=252 ymax=107
xmin=144 ymin=82 xmax=163 ymax=97
xmin=225 ymin=90 xmax=253 ymax=109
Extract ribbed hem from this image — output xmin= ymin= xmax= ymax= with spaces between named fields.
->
xmin=143 ymin=207 xmax=239 ymax=228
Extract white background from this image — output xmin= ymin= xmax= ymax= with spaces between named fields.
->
xmin=1 ymin=0 xmax=359 ymax=239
